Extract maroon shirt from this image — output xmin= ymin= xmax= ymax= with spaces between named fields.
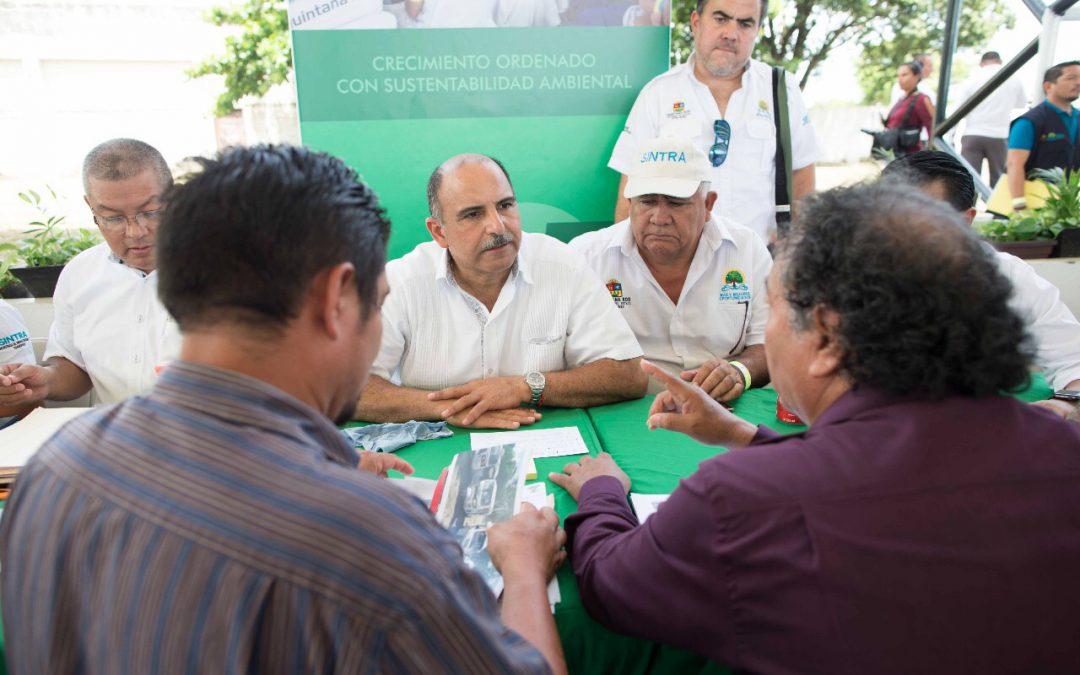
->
xmin=565 ymin=388 xmax=1080 ymax=674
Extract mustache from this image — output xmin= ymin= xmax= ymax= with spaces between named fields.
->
xmin=481 ymin=233 xmax=514 ymax=251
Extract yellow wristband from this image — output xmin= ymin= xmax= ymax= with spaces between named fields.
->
xmin=728 ymin=360 xmax=751 ymax=389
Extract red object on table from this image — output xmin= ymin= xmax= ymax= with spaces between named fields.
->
xmin=776 ymin=397 xmax=804 ymax=425
xmin=429 ymin=467 xmax=449 ymax=514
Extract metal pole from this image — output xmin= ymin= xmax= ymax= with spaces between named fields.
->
xmin=936 ymin=0 xmax=964 ymax=127
xmin=1020 ymin=0 xmax=1048 ymax=19
xmin=932 ymin=136 xmax=993 ymax=200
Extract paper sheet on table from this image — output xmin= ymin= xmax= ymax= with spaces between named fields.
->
xmin=517 ymin=482 xmax=561 ymax=609
xmin=630 ymin=493 xmax=670 ymax=524
xmin=0 ymin=407 xmax=91 ymax=470
xmin=471 ymin=426 xmax=588 ymax=459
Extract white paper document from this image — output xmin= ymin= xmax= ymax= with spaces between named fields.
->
xmin=0 ymin=407 xmax=91 ymax=469
xmin=389 ymin=476 xmax=438 ymax=504
xmin=517 ymin=482 xmax=561 ymax=610
xmin=630 ymin=493 xmax=670 ymax=524
xmin=471 ymin=426 xmax=588 ymax=459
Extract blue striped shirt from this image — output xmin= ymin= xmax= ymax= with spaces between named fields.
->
xmin=0 ymin=361 xmax=548 ymax=674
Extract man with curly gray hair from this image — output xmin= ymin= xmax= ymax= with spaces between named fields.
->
xmin=551 ymin=181 xmax=1080 ymax=674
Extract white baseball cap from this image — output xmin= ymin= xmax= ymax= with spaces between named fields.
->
xmin=624 ymin=136 xmax=711 ymax=199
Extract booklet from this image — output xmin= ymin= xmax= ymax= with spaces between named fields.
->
xmin=435 ymin=443 xmax=528 ymax=597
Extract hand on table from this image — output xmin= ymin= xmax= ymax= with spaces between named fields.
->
xmin=0 ymin=363 xmax=51 ymax=407
xmin=358 ymin=451 xmax=415 ymax=478
xmin=487 ymin=503 xmax=566 ymax=582
xmin=444 ymin=405 xmax=541 ymax=430
xmin=429 ymin=376 xmax=532 ymax=426
xmin=1031 ymin=399 xmax=1080 ymax=424
xmin=643 ymin=359 xmax=758 ymax=447
xmin=680 ymin=358 xmax=745 ymax=403
xmin=548 ymin=452 xmax=629 ymax=503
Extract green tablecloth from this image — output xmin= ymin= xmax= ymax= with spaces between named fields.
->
xmin=0 ymin=375 xmax=1055 ymax=675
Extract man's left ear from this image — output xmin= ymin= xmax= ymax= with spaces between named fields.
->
xmin=807 ymin=305 xmax=845 ymax=378
xmin=705 ymin=191 xmax=718 ymax=212
xmin=318 ymin=262 xmax=357 ymax=341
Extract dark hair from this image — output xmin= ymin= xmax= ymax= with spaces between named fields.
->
xmin=901 ymin=61 xmax=923 ymax=77
xmin=981 ymin=51 xmax=1001 ymax=63
xmin=426 ymin=154 xmax=514 ymax=222
xmin=1044 ymin=60 xmax=1080 ymax=84
xmin=82 ymin=138 xmax=173 ymax=195
xmin=695 ymin=0 xmax=767 ymax=23
xmin=158 ymin=145 xmax=390 ymax=332
xmin=881 ymin=150 xmax=976 ymax=211
xmin=777 ymin=182 xmax=1032 ymax=398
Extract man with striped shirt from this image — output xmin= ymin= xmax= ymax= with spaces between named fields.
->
xmin=0 ymin=145 xmax=568 ymax=674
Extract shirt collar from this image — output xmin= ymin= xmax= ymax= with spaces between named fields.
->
xmin=436 ymin=243 xmax=531 ymax=288
xmin=806 ymin=384 xmax=927 ymax=432
xmin=152 ymin=361 xmax=359 ymax=468
xmin=616 ymin=216 xmax=736 ymax=258
xmin=686 ymin=53 xmax=753 ymax=88
xmin=1043 ymin=99 xmax=1079 ymax=118
xmin=107 ymin=250 xmax=153 ymax=278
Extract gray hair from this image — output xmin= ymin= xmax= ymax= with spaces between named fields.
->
xmin=82 ymin=138 xmax=173 ymax=195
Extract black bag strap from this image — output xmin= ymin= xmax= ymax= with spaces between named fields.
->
xmin=771 ymin=66 xmax=793 ymax=213
xmin=899 ymin=92 xmax=920 ymax=128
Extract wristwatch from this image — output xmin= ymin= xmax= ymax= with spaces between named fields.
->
xmin=525 ymin=371 xmax=546 ymax=407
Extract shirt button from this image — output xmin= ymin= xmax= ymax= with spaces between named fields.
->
xmin=133 ymin=355 xmax=142 ymax=364
xmin=136 ymin=314 xmax=144 ymax=324
xmin=486 ymin=368 xmax=494 ymax=376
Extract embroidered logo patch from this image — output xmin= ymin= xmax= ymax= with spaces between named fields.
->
xmin=756 ymin=99 xmax=771 ymax=119
xmin=667 ymin=100 xmax=690 ymax=119
xmin=719 ymin=269 xmax=751 ymax=302
xmin=606 ymin=279 xmax=632 ymax=308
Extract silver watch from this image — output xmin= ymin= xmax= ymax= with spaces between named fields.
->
xmin=525 ymin=371 xmax=546 ymax=406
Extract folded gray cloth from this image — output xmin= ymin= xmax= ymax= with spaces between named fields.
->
xmin=341 ymin=420 xmax=453 ymax=453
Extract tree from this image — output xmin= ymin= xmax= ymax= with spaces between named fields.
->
xmin=670 ymin=0 xmax=1012 ymax=97
xmin=188 ymin=0 xmax=291 ymax=116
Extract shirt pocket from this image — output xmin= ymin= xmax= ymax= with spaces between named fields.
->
xmin=706 ymin=302 xmax=751 ymax=356
xmin=524 ymin=335 xmax=566 ymax=373
xmin=744 ymin=117 xmax=777 ymax=173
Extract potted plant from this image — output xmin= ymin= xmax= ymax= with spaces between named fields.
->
xmin=8 ymin=188 xmax=101 ymax=298
xmin=976 ymin=168 xmax=1080 ymax=259
xmin=974 ymin=214 xmax=1059 ymax=259
xmin=1030 ymin=168 xmax=1080 ymax=257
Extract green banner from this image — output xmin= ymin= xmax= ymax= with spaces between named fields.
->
xmin=290 ymin=22 xmax=669 ymax=260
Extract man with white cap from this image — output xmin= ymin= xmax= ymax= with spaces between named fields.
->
xmin=571 ymin=136 xmax=770 ymax=402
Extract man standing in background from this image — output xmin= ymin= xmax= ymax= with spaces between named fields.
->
xmin=957 ymin=52 xmax=1027 ymax=186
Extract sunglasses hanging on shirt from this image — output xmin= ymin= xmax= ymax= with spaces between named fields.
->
xmin=709 ymin=119 xmax=732 ymax=167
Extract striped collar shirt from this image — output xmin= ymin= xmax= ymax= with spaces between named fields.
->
xmin=0 ymin=361 xmax=549 ymax=674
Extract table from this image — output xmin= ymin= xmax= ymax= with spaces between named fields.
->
xmin=382 ymin=408 xmax=732 ymax=675
xmin=0 ymin=375 xmax=1055 ymax=675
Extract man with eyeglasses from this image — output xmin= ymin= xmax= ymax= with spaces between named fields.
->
xmin=0 ymin=138 xmax=180 ymax=406
xmin=571 ymin=136 xmax=770 ymax=402
xmin=608 ymin=0 xmax=819 ymax=243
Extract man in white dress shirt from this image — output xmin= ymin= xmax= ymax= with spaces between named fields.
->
xmin=572 ymin=136 xmax=769 ymax=402
xmin=957 ymin=52 xmax=1027 ymax=186
xmin=355 ymin=153 xmax=646 ymax=428
xmin=883 ymin=151 xmax=1080 ymax=423
xmin=0 ymin=138 xmax=181 ymax=406
xmin=609 ymin=0 xmax=819 ymax=243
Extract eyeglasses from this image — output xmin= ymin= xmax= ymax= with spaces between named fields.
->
xmin=709 ymin=119 xmax=732 ymax=167
xmin=92 ymin=208 xmax=165 ymax=233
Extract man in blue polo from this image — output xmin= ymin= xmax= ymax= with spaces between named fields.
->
xmin=1006 ymin=61 xmax=1080 ymax=211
